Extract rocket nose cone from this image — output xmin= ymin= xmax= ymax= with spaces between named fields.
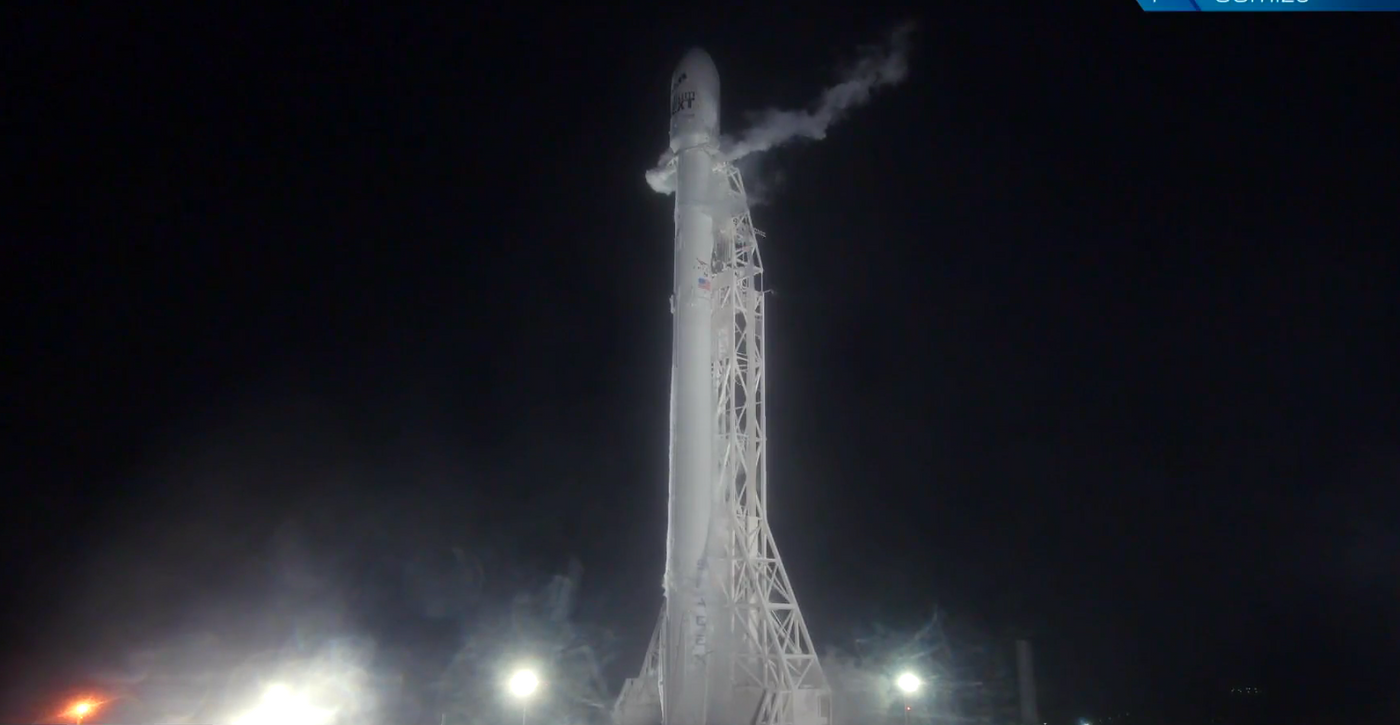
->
xmin=678 ymin=47 xmax=716 ymax=76
xmin=672 ymin=47 xmax=720 ymax=96
xmin=669 ymin=47 xmax=721 ymax=146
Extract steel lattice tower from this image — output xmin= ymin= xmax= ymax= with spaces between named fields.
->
xmin=614 ymin=160 xmax=831 ymax=725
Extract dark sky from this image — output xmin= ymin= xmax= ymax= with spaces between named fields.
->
xmin=7 ymin=4 xmax=1399 ymax=725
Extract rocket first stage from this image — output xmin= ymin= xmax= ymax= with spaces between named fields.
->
xmin=613 ymin=49 xmax=832 ymax=725
xmin=663 ymin=47 xmax=724 ymax=725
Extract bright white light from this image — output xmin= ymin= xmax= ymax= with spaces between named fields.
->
xmin=507 ymin=669 xmax=540 ymax=699
xmin=232 ymin=684 xmax=334 ymax=725
xmin=896 ymin=672 xmax=921 ymax=694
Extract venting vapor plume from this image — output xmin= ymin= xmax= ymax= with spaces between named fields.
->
xmin=645 ymin=21 xmax=915 ymax=196
xmin=721 ymin=21 xmax=916 ymax=162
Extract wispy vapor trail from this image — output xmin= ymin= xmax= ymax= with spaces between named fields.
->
xmin=644 ymin=22 xmax=916 ymax=198
xmin=720 ymin=21 xmax=916 ymax=162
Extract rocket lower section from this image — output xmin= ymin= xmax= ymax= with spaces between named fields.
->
xmin=663 ymin=144 xmax=721 ymax=725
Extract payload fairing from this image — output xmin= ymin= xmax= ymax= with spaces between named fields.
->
xmin=613 ymin=49 xmax=832 ymax=725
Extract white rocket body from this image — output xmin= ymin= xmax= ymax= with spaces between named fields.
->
xmin=663 ymin=48 xmax=724 ymax=725
xmin=613 ymin=47 xmax=831 ymax=725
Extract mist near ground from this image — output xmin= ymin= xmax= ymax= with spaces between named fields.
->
xmin=14 ymin=331 xmax=1400 ymax=725
xmin=17 ymin=381 xmax=1003 ymax=725
xmin=10 ymin=382 xmax=626 ymax=724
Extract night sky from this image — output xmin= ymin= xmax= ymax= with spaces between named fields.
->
xmin=7 ymin=4 xmax=1399 ymax=725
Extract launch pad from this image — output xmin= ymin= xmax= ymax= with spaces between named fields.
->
xmin=614 ymin=48 xmax=831 ymax=725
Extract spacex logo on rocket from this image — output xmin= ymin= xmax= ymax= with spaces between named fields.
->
xmin=669 ymin=70 xmax=694 ymax=118
xmin=667 ymin=48 xmax=721 ymax=150
xmin=671 ymin=91 xmax=696 ymax=116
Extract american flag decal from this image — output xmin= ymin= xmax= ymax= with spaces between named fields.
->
xmin=698 ymin=277 xmax=711 ymax=291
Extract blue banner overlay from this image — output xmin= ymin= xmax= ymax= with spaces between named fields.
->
xmin=1139 ymin=0 xmax=1400 ymax=9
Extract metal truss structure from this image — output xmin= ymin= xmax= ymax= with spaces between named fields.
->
xmin=615 ymin=161 xmax=830 ymax=725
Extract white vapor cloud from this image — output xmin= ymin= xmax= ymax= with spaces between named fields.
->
xmin=645 ymin=21 xmax=916 ymax=199
xmin=732 ymin=154 xmax=786 ymax=207
xmin=721 ymin=21 xmax=916 ymax=162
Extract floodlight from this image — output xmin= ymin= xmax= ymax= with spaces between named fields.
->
xmin=508 ymin=669 xmax=540 ymax=699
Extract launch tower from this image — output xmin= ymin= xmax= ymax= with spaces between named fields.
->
xmin=613 ymin=49 xmax=831 ymax=725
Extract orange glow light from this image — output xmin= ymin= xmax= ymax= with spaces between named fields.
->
xmin=63 ymin=698 xmax=104 ymax=723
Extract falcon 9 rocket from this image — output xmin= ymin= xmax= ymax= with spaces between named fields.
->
xmin=613 ymin=49 xmax=832 ymax=725
xmin=663 ymin=47 xmax=725 ymax=725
